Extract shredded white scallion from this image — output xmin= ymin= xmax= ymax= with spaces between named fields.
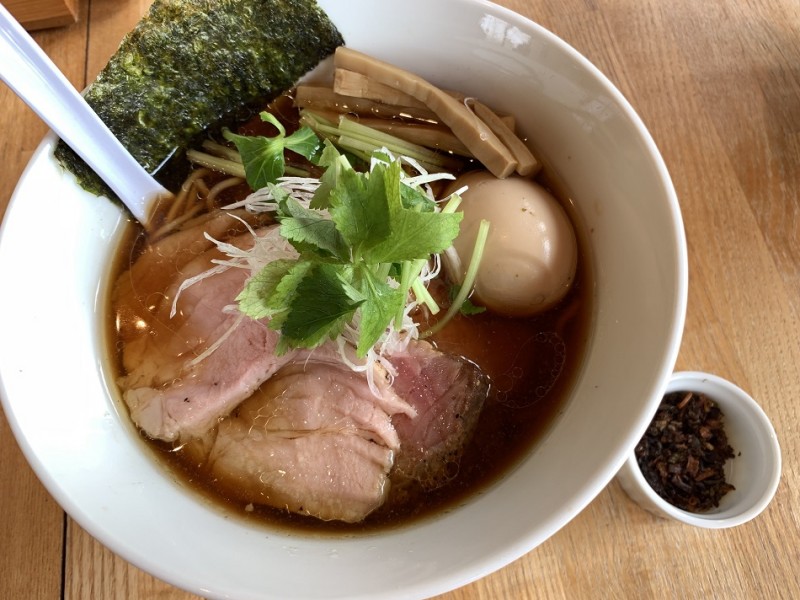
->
xmin=187 ymin=312 xmax=246 ymax=367
xmin=224 ymin=176 xmax=322 ymax=213
xmin=170 ymin=263 xmax=229 ymax=319
xmin=169 ymin=216 xmax=298 ymax=320
xmin=169 ymin=150 xmax=461 ymax=397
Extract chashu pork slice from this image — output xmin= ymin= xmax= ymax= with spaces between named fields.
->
xmin=115 ymin=221 xmax=296 ymax=442
xmin=207 ymin=357 xmax=414 ymax=523
xmin=390 ymin=340 xmax=490 ymax=490
xmin=201 ymin=339 xmax=487 ymax=523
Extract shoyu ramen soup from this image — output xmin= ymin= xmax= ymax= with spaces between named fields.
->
xmin=105 ymin=44 xmax=592 ymax=531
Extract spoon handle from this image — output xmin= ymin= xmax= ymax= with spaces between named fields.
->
xmin=0 ymin=5 xmax=167 ymax=224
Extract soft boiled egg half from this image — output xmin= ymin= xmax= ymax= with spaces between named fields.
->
xmin=445 ymin=170 xmax=578 ymax=316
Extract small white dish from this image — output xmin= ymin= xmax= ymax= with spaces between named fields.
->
xmin=617 ymin=371 xmax=781 ymax=528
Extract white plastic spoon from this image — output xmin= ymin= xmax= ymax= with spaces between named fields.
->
xmin=0 ymin=4 xmax=170 ymax=226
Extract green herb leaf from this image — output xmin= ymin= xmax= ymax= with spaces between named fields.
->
xmin=280 ymin=263 xmax=364 ymax=348
xmin=355 ymin=266 xmax=406 ymax=357
xmin=265 ymin=260 xmax=316 ymax=330
xmin=400 ymin=181 xmax=436 ymax=212
xmin=277 ymin=196 xmax=349 ymax=260
xmin=310 ymin=141 xmax=349 ymax=209
xmin=260 ymin=111 xmax=287 ymax=137
xmin=223 ymin=111 xmax=322 ymax=191
xmin=236 ymin=146 xmax=464 ymax=358
xmin=236 ymin=258 xmax=310 ymax=323
xmin=328 ymin=162 xmax=392 ymax=255
xmin=360 ymin=161 xmax=463 ymax=263
xmin=366 ymin=203 xmax=462 ymax=263
xmin=459 ymin=298 xmax=487 ymax=315
xmin=223 ymin=128 xmax=286 ymax=190
xmin=284 ymin=126 xmax=323 ymax=162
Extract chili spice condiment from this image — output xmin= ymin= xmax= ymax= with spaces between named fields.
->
xmin=635 ymin=391 xmax=736 ymax=512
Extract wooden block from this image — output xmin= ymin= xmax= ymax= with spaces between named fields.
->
xmin=4 ymin=0 xmax=79 ymax=31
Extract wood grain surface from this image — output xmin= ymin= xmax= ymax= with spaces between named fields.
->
xmin=1 ymin=0 xmax=798 ymax=598
xmin=3 ymin=0 xmax=79 ymax=31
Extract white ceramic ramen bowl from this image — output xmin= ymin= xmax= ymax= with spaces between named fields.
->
xmin=0 ymin=1 xmax=687 ymax=598
xmin=616 ymin=372 xmax=781 ymax=528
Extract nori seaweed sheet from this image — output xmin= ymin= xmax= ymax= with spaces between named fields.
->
xmin=54 ymin=0 xmax=343 ymax=198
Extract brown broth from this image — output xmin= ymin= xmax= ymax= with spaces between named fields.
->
xmin=103 ymin=98 xmax=595 ymax=535
xmin=105 ymin=208 xmax=592 ymax=537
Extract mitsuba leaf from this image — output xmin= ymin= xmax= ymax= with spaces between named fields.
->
xmin=459 ymin=298 xmax=487 ymax=315
xmin=310 ymin=141 xmax=349 ymax=209
xmin=400 ymin=183 xmax=437 ymax=212
xmin=266 ymin=260 xmax=316 ymax=330
xmin=224 ymin=128 xmax=286 ymax=190
xmin=280 ymin=263 xmax=364 ymax=348
xmin=284 ymin=126 xmax=323 ymax=162
xmin=236 ymin=147 xmax=465 ymax=356
xmin=366 ymin=207 xmax=462 ymax=262
xmin=356 ymin=266 xmax=405 ymax=357
xmin=260 ymin=111 xmax=287 ymax=137
xmin=359 ymin=161 xmax=463 ymax=263
xmin=328 ymin=162 xmax=391 ymax=254
xmin=236 ymin=259 xmax=298 ymax=319
xmin=277 ymin=196 xmax=349 ymax=260
xmin=268 ymin=182 xmax=291 ymax=204
xmin=223 ymin=112 xmax=321 ymax=191
xmin=262 ymin=111 xmax=323 ymax=162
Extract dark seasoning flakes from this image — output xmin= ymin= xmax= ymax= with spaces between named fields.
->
xmin=635 ymin=391 xmax=736 ymax=512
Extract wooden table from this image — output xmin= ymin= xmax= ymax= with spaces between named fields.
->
xmin=1 ymin=0 xmax=798 ymax=597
